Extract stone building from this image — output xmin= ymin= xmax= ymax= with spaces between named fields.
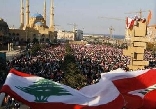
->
xmin=123 ymin=18 xmax=149 ymax=70
xmin=57 ymin=29 xmax=83 ymax=42
xmin=57 ymin=30 xmax=75 ymax=42
xmin=0 ymin=18 xmax=9 ymax=45
xmin=9 ymin=0 xmax=57 ymax=45
xmin=146 ymin=25 xmax=156 ymax=42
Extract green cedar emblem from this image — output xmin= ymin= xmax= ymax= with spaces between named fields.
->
xmin=138 ymin=85 xmax=156 ymax=95
xmin=15 ymin=79 xmax=72 ymax=102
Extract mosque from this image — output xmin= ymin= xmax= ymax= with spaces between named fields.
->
xmin=9 ymin=0 xmax=57 ymax=44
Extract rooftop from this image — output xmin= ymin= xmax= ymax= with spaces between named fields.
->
xmin=31 ymin=13 xmax=43 ymax=19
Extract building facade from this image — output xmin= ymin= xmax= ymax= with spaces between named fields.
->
xmin=147 ymin=25 xmax=156 ymax=42
xmin=57 ymin=30 xmax=75 ymax=42
xmin=8 ymin=0 xmax=57 ymax=45
xmin=75 ymin=29 xmax=83 ymax=41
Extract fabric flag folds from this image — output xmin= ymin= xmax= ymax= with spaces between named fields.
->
xmin=101 ymin=69 xmax=156 ymax=109
xmin=126 ymin=17 xmax=134 ymax=29
xmin=0 ymin=68 xmax=124 ymax=109
xmin=147 ymin=10 xmax=152 ymax=25
xmin=141 ymin=89 xmax=156 ymax=109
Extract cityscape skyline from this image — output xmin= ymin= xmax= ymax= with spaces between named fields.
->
xmin=0 ymin=0 xmax=155 ymax=35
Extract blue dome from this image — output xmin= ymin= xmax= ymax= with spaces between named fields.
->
xmin=32 ymin=13 xmax=43 ymax=18
xmin=35 ymin=22 xmax=43 ymax=26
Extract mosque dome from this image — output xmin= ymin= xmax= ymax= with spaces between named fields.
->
xmin=35 ymin=21 xmax=44 ymax=26
xmin=32 ymin=13 xmax=43 ymax=19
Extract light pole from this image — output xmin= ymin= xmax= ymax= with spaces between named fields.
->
xmin=25 ymin=28 xmax=29 ymax=42
xmin=38 ymin=34 xmax=41 ymax=44
xmin=26 ymin=31 xmax=27 ymax=42
xmin=25 ymin=28 xmax=29 ymax=53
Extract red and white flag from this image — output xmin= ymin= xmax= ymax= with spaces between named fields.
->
xmin=126 ymin=17 xmax=134 ymax=29
xmin=0 ymin=69 xmax=124 ymax=109
xmin=102 ymin=69 xmax=156 ymax=109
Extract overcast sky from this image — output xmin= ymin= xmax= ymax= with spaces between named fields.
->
xmin=0 ymin=0 xmax=155 ymax=35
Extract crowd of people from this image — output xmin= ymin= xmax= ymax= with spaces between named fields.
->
xmin=2 ymin=94 xmax=21 ymax=109
xmin=4 ymin=44 xmax=127 ymax=84
xmin=1 ymin=43 xmax=156 ymax=108
xmin=2 ymin=43 xmax=156 ymax=84
xmin=3 ymin=43 xmax=155 ymax=85
xmin=6 ymin=45 xmax=65 ymax=83
xmin=71 ymin=44 xmax=130 ymax=84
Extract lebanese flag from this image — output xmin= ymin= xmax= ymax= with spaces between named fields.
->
xmin=101 ymin=69 xmax=156 ymax=109
xmin=0 ymin=68 xmax=124 ymax=109
xmin=126 ymin=17 xmax=134 ymax=29
xmin=140 ymin=89 xmax=156 ymax=109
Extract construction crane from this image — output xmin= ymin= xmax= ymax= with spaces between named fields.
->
xmin=107 ymin=26 xmax=115 ymax=44
xmin=54 ymin=25 xmax=60 ymax=31
xmin=125 ymin=9 xmax=150 ymax=18
xmin=108 ymin=26 xmax=115 ymax=39
xmin=99 ymin=17 xmax=125 ymax=24
xmin=99 ymin=17 xmax=125 ymax=44
xmin=99 ymin=17 xmax=124 ymax=21
xmin=67 ymin=23 xmax=78 ymax=32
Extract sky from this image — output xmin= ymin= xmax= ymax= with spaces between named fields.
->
xmin=0 ymin=0 xmax=155 ymax=35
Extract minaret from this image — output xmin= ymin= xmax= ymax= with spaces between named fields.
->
xmin=26 ymin=0 xmax=30 ymax=27
xmin=43 ymin=0 xmax=46 ymax=25
xmin=20 ymin=0 xmax=24 ymax=29
xmin=50 ymin=0 xmax=54 ymax=31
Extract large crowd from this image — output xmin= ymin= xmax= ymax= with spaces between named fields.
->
xmin=3 ymin=43 xmax=156 ymax=85
xmin=1 ymin=43 xmax=156 ymax=108
xmin=71 ymin=44 xmax=131 ymax=84
xmin=6 ymin=45 xmax=65 ymax=83
xmin=5 ymin=44 xmax=130 ymax=84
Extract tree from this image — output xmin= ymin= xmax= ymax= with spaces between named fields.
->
xmin=32 ymin=38 xmax=39 ymax=44
xmin=15 ymin=79 xmax=72 ymax=102
xmin=61 ymin=63 xmax=87 ymax=89
xmin=30 ymin=44 xmax=41 ymax=56
xmin=0 ymin=54 xmax=8 ymax=87
xmin=61 ymin=43 xmax=87 ymax=89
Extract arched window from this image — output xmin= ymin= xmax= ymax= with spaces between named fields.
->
xmin=16 ymin=33 xmax=19 ymax=36
xmin=42 ymin=38 xmax=45 ymax=42
xmin=12 ymin=33 xmax=15 ymax=36
xmin=16 ymin=37 xmax=19 ymax=41
xmin=46 ymin=38 xmax=49 ymax=43
xmin=27 ymin=38 xmax=31 ymax=43
xmin=21 ymin=38 xmax=23 ymax=42
xmin=33 ymin=34 xmax=36 ymax=39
